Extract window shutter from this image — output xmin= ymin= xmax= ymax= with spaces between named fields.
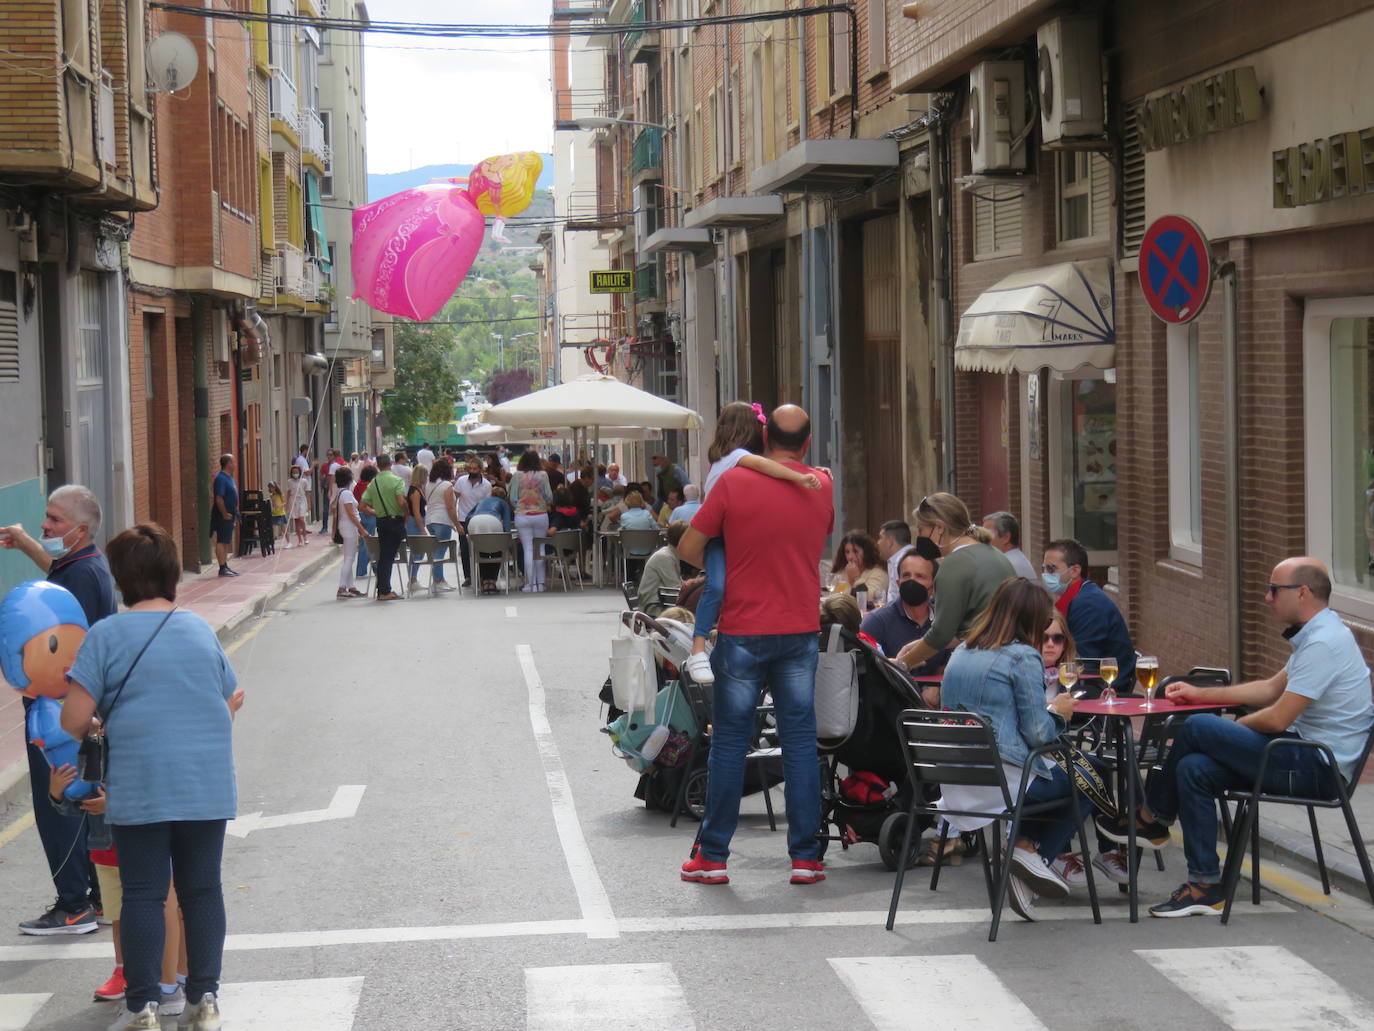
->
xmin=1090 ymin=153 xmax=1111 ymax=240
xmin=972 ymin=186 xmax=1022 ymax=260
xmin=0 ymin=277 xmax=18 ymax=383
xmin=1119 ymin=102 xmax=1147 ymax=257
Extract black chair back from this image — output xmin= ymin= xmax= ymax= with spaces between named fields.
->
xmin=898 ymin=711 xmax=1012 ymax=807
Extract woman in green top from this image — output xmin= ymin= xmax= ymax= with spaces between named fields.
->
xmin=894 ymin=492 xmax=1016 ymax=705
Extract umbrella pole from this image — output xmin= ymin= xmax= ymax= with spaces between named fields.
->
xmin=594 ymin=425 xmax=603 ymax=588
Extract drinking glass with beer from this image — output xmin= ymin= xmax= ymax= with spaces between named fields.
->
xmin=1137 ymin=655 xmax=1160 ymax=710
xmin=1100 ymin=656 xmax=1120 ymax=704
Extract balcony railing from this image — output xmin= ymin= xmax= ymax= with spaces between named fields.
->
xmin=302 ymin=109 xmax=331 ymax=166
xmin=275 ymin=246 xmax=326 ymax=301
xmin=270 ymin=69 xmax=301 ymax=137
xmin=631 ymin=127 xmax=662 ymax=176
xmin=623 ymin=0 xmax=658 ymax=58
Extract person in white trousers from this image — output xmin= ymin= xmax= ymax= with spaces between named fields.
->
xmin=512 ymin=450 xmax=552 ymax=592
xmin=333 ymin=467 xmax=370 ymax=598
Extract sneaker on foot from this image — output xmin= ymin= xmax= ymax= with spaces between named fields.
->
xmin=177 ymin=991 xmax=222 ymax=1030
xmin=93 ymin=966 xmax=127 ymax=1001
xmin=407 ymin=579 xmax=421 ymax=593
xmin=108 ymin=1002 xmax=160 ymax=1031
xmin=437 ymin=581 xmax=457 ymax=592
xmin=1051 ymin=851 xmax=1088 ymax=889
xmin=376 ymin=592 xmax=401 ymax=601
xmin=1149 ymin=881 xmax=1225 ymax=918
xmin=790 ymin=859 xmax=826 ymax=884
xmin=1010 ymin=846 xmax=1070 ymax=899
xmin=1096 ymin=811 xmax=1171 ymax=849
xmin=680 ymin=853 xmax=729 ymax=884
xmin=159 ymin=985 xmax=186 ymax=1017
xmin=19 ymin=901 xmax=98 ymax=936
xmin=1006 ymin=873 xmax=1040 ymax=922
xmin=1092 ymin=849 xmax=1131 ymax=885
xmin=682 ymin=652 xmax=715 ymax=685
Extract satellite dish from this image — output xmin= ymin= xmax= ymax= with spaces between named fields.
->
xmin=147 ymin=33 xmax=198 ymax=93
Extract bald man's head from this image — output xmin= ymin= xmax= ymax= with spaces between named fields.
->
xmin=1272 ymin=557 xmax=1333 ymax=603
xmin=765 ymin=404 xmax=811 ymax=456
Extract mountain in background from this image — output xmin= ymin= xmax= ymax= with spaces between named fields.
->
xmin=367 ymin=157 xmax=555 ymax=203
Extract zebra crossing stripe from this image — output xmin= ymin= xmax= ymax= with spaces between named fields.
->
xmin=0 ymin=994 xmax=49 ymax=1031
xmin=829 ymin=956 xmax=1050 ymax=1031
xmin=1136 ymin=946 xmax=1374 ymax=1030
xmin=216 ymin=977 xmax=365 ymax=1030
xmin=525 ymin=963 xmax=695 ymax=1031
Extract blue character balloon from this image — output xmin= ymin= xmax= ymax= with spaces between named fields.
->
xmin=0 ymin=580 xmax=97 ymax=799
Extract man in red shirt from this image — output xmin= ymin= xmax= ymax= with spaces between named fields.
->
xmin=677 ymin=404 xmax=834 ymax=886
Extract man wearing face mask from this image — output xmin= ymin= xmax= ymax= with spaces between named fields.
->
xmin=860 ymin=550 xmax=951 ymax=676
xmin=0 ymin=484 xmax=116 ymax=935
xmin=1042 ymin=538 xmax=1135 ymax=691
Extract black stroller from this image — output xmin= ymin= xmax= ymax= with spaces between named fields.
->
xmin=816 ymin=627 xmax=931 ymax=869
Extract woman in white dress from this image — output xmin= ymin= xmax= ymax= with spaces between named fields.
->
xmin=285 ymin=466 xmax=309 ymax=547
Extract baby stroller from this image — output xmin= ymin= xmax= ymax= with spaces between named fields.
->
xmin=816 ymin=627 xmax=931 ymax=870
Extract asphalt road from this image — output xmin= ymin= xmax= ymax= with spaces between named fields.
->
xmin=2 ymin=561 xmax=1373 ymax=1030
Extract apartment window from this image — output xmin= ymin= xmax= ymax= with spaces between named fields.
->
xmin=300 ymin=32 xmax=320 ymax=111
xmin=372 ymin=328 xmax=386 ymax=367
xmin=286 ymin=178 xmax=304 ymax=248
xmin=1057 ymin=152 xmax=1111 ymax=243
xmin=813 ymin=14 xmax=830 ymax=107
xmin=126 ymin=0 xmax=147 ymax=99
xmin=320 ymin=110 xmax=335 ymax=196
xmin=750 ymin=42 xmax=777 ymax=167
xmin=0 ymin=271 xmax=19 ymax=384
xmin=258 ymin=156 xmax=274 ymax=249
xmin=866 ymin=0 xmax=887 ymax=75
xmin=727 ymin=70 xmax=741 ymax=170
xmin=1167 ymin=323 xmax=1203 ymax=564
xmin=691 ymin=104 xmax=703 ymax=192
xmin=1305 ymin=299 xmax=1374 ymax=612
xmin=681 ymin=116 xmax=694 ymax=197
xmin=971 ymin=184 xmax=1023 ymax=260
xmin=61 ymin=0 xmax=92 ymax=73
xmin=269 ymin=0 xmax=294 ymax=79
xmin=830 ymin=11 xmax=851 ymax=99
xmin=790 ymin=20 xmax=804 ymax=128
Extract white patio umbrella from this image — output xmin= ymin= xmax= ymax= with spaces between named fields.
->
xmin=484 ymin=375 xmax=702 ymax=586
xmin=464 ymin=423 xmax=662 ymax=445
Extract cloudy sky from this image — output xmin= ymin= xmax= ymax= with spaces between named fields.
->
xmin=363 ymin=0 xmax=554 ymax=172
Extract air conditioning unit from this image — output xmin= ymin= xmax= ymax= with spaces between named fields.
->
xmin=1037 ymin=15 xmax=1105 ymax=145
xmin=969 ymin=61 xmax=1027 ymax=174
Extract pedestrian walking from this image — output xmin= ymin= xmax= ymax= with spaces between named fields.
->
xmin=210 ymin=455 xmax=239 ymax=577
xmin=360 ymin=454 xmax=407 ymax=600
xmin=513 ymin=449 xmax=552 ymax=592
xmin=285 ymin=467 xmax=309 ymax=547
xmin=677 ymin=404 xmax=834 ymax=885
xmin=333 ymin=467 xmax=369 ymax=599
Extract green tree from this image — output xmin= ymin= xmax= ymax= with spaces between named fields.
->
xmin=382 ymin=321 xmax=461 ymax=438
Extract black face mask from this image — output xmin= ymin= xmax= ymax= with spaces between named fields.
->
xmin=913 ymin=536 xmax=943 ymax=563
xmin=899 ymin=580 xmax=930 ymax=607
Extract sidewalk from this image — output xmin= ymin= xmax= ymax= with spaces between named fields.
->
xmin=0 ymin=533 xmax=340 ymax=809
xmin=1251 ymin=761 xmax=1374 ymax=899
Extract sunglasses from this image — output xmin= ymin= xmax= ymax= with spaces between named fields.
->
xmin=1265 ymin=583 xmax=1304 ymax=597
xmin=1045 ymin=633 xmax=1066 ymax=645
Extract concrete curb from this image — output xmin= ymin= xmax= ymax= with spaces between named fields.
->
xmin=1255 ymin=821 xmax=1372 ymax=900
xmin=212 ymin=546 xmax=340 ymax=644
xmin=0 ymin=755 xmax=29 ymax=817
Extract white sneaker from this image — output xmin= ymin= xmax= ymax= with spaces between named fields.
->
xmin=683 ymin=651 xmax=715 ymax=685
xmin=178 ymin=991 xmax=222 ymax=1030
xmin=108 ymin=1003 xmax=160 ymax=1031
xmin=1006 ymin=873 xmax=1039 ymax=921
xmin=1092 ymin=849 xmax=1131 ymax=885
xmin=159 ymin=985 xmax=186 ymax=1017
xmin=1051 ymin=851 xmax=1088 ymax=889
xmin=1010 ymin=846 xmax=1070 ymax=899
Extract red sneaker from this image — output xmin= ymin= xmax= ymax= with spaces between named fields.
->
xmin=680 ymin=853 xmax=729 ymax=884
xmin=791 ymin=860 xmax=826 ymax=884
xmin=93 ymin=965 xmax=126 ymax=1001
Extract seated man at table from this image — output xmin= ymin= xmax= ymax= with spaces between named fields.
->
xmin=1099 ymin=557 xmax=1374 ymax=917
xmin=1043 ymin=538 xmax=1136 ymax=691
xmin=860 ymin=550 xmax=951 ymax=677
xmin=637 ymin=522 xmax=688 ymax=616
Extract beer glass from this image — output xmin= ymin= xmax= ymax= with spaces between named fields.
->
xmin=1137 ymin=656 xmax=1160 ymax=710
xmin=1057 ymin=660 xmax=1081 ymax=694
xmin=1100 ymin=656 xmax=1120 ymax=704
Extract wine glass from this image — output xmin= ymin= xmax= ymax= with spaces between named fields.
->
xmin=1137 ymin=655 xmax=1160 ymax=710
xmin=1100 ymin=656 xmax=1120 ymax=704
xmin=1057 ymin=660 xmax=1081 ymax=695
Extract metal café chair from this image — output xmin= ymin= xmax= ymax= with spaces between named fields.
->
xmin=467 ymin=531 xmax=518 ymax=595
xmin=619 ymin=528 xmax=664 ymax=585
xmin=887 ymin=708 xmax=1102 ymax=942
xmin=405 ymin=534 xmax=446 ymax=597
xmin=361 ymin=535 xmax=408 ymax=597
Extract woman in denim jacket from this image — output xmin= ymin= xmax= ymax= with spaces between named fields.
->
xmin=940 ymin=578 xmax=1087 ymax=921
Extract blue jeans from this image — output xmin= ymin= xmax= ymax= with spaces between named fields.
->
xmin=698 ymin=632 xmax=822 ymax=862
xmin=411 ymin=522 xmax=453 ymax=581
xmin=111 ymin=820 xmax=226 ymax=1012
xmin=1018 ymin=764 xmax=1093 ymax=861
xmin=693 ymin=539 xmax=726 ymax=641
xmin=1146 ymin=714 xmax=1339 ymax=884
xmin=356 ymin=513 xmax=377 ymax=576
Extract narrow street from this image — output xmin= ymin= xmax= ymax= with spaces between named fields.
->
xmin=1 ymin=563 xmax=1371 ymax=1030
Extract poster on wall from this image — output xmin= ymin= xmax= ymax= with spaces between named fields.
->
xmin=1026 ymin=375 xmax=1041 ymax=460
xmin=1077 ymin=412 xmax=1117 ymax=512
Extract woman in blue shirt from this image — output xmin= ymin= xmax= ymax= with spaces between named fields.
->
xmin=62 ymin=523 xmax=242 ymax=1031
xmin=940 ymin=577 xmax=1085 ymax=922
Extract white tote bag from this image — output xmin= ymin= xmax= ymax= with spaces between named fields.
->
xmin=814 ymin=624 xmax=859 ymax=740
xmin=609 ymin=623 xmax=658 ymax=715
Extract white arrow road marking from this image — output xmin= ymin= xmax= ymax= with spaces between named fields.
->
xmin=227 ymin=786 xmax=366 ymax=838
xmin=830 ymin=956 xmax=1049 ymax=1031
xmin=218 ymin=977 xmax=364 ymax=1030
xmin=0 ymin=993 xmax=50 ymax=1030
xmin=526 ymin=964 xmax=692 ymax=1031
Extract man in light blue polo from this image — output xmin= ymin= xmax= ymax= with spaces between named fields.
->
xmin=1098 ymin=557 xmax=1373 ymax=917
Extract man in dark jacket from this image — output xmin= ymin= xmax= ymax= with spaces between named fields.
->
xmin=1043 ymin=538 xmax=1136 ymax=689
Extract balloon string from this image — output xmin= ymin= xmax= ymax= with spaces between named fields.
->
xmin=304 ymin=295 xmax=359 ymax=458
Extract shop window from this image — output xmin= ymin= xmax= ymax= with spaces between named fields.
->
xmin=1306 ymin=299 xmax=1374 ymax=611
xmin=1050 ymin=376 xmax=1118 ymax=560
xmin=1167 ymin=323 xmax=1202 ymax=563
xmin=1057 ymin=152 xmax=1110 ymax=244
xmin=971 ymin=185 xmax=1023 ymax=260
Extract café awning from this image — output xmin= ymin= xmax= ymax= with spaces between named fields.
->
xmin=954 ymin=259 xmax=1115 ymax=375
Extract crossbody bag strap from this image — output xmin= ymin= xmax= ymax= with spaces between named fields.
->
xmin=98 ymin=607 xmax=177 ymax=725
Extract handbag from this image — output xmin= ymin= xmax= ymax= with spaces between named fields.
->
xmin=814 ymin=624 xmax=859 ymax=740
xmin=331 ymin=492 xmax=344 ymax=545
xmin=1049 ymin=745 xmax=1119 ymax=821
xmin=609 ymin=622 xmax=657 ymax=715
xmin=78 ymin=607 xmax=177 ymax=784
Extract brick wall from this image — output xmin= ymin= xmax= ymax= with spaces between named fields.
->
xmin=0 ymin=4 xmax=65 ymax=159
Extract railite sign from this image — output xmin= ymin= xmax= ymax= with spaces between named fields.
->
xmin=589 ymin=270 xmax=636 ymax=294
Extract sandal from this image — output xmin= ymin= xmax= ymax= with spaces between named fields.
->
xmin=347 ymin=588 xmax=364 ymax=597
xmin=336 ymin=589 xmax=351 ymax=599
xmin=916 ymin=833 xmax=968 ymax=867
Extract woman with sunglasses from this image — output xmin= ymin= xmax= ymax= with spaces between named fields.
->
xmin=1040 ymin=613 xmax=1076 ymax=701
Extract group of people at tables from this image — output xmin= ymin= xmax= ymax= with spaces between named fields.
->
xmin=819 ymin=492 xmax=1373 ymax=920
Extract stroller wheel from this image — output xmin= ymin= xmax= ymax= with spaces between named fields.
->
xmin=878 ymin=812 xmax=919 ymax=872
xmin=683 ymin=767 xmax=708 ymax=821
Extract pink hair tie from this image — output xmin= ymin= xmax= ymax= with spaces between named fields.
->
xmin=751 ymin=402 xmax=766 ymax=424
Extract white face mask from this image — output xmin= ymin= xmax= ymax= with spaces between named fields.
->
xmin=41 ymin=526 xmax=81 ymax=560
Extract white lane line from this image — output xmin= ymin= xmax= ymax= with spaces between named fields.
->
xmin=831 ymin=955 xmax=1048 ymax=1031
xmin=527 ymin=964 xmax=693 ymax=1031
xmin=1136 ymin=946 xmax=1374 ymax=1030
xmin=517 ymin=644 xmax=618 ymax=940
xmin=506 ymin=605 xmax=518 ymax=617
xmin=219 ymin=977 xmax=364 ymax=1030
xmin=0 ymin=994 xmax=50 ymax=1030
xmin=0 ymin=902 xmax=1295 ymax=962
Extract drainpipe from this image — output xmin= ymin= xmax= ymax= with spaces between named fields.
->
xmin=929 ymin=101 xmax=955 ymax=490
xmin=191 ymin=296 xmax=212 ymax=567
xmin=1218 ymin=259 xmax=1242 ymax=678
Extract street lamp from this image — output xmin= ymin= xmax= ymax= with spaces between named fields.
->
xmin=554 ymin=116 xmax=672 ymax=132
